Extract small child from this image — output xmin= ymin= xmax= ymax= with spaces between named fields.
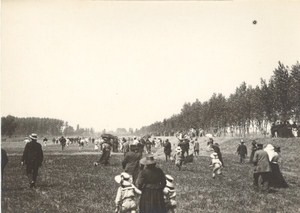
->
xmin=173 ymin=147 xmax=184 ymax=171
xmin=163 ymin=175 xmax=177 ymax=213
xmin=114 ymin=172 xmax=141 ymax=213
xmin=210 ymin=152 xmax=223 ymax=178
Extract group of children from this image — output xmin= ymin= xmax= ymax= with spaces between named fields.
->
xmin=114 ymin=172 xmax=177 ymax=213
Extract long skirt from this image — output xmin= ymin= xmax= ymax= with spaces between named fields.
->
xmin=139 ymin=188 xmax=167 ymax=213
xmin=99 ymin=150 xmax=110 ymax=165
xmin=270 ymin=163 xmax=288 ymax=188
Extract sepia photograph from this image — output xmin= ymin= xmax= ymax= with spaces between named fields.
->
xmin=1 ymin=0 xmax=300 ymax=212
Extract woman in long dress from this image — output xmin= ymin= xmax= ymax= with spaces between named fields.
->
xmin=264 ymin=144 xmax=288 ymax=188
xmin=270 ymin=146 xmax=288 ymax=188
xmin=136 ymin=155 xmax=167 ymax=213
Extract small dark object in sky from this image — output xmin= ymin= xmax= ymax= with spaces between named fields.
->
xmin=253 ymin=20 xmax=257 ymax=25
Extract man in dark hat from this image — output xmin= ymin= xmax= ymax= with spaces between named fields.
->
xmin=252 ymin=143 xmax=271 ymax=193
xmin=122 ymin=144 xmax=142 ymax=183
xmin=21 ymin=133 xmax=44 ymax=188
xmin=237 ymin=140 xmax=247 ymax=164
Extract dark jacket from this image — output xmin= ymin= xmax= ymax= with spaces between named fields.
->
xmin=22 ymin=141 xmax=43 ymax=166
xmin=122 ymin=151 xmax=142 ymax=176
xmin=163 ymin=141 xmax=171 ymax=155
xmin=237 ymin=144 xmax=247 ymax=156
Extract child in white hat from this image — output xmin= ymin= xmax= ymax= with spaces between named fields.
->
xmin=210 ymin=152 xmax=223 ymax=178
xmin=114 ymin=172 xmax=141 ymax=213
xmin=163 ymin=174 xmax=177 ymax=213
xmin=173 ymin=147 xmax=184 ymax=171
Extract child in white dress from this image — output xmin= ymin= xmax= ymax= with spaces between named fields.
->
xmin=114 ymin=172 xmax=141 ymax=213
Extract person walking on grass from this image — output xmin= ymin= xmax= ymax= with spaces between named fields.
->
xmin=136 ymin=155 xmax=167 ymax=213
xmin=210 ymin=152 xmax=223 ymax=179
xmin=163 ymin=175 xmax=177 ymax=213
xmin=237 ymin=140 xmax=247 ymax=164
xmin=211 ymin=143 xmax=225 ymax=167
xmin=122 ymin=145 xmax=142 ymax=184
xmin=173 ymin=147 xmax=184 ymax=171
xmin=95 ymin=137 xmax=111 ymax=166
xmin=115 ymin=172 xmax=141 ymax=213
xmin=59 ymin=136 xmax=66 ymax=151
xmin=252 ymin=143 xmax=271 ymax=193
xmin=21 ymin=133 xmax=44 ymax=188
xmin=163 ymin=139 xmax=172 ymax=162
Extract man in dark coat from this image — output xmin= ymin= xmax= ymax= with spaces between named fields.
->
xmin=252 ymin=143 xmax=271 ymax=193
xmin=122 ymin=144 xmax=142 ymax=183
xmin=237 ymin=140 xmax=247 ymax=164
xmin=21 ymin=133 xmax=44 ymax=188
xmin=163 ymin=139 xmax=172 ymax=161
xmin=212 ymin=143 xmax=224 ymax=167
xmin=59 ymin=136 xmax=67 ymax=151
xmin=1 ymin=149 xmax=8 ymax=182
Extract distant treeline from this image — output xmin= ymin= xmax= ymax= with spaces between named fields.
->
xmin=1 ymin=116 xmax=94 ymax=137
xmin=136 ymin=61 xmax=300 ymax=136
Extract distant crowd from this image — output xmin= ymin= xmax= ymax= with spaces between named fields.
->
xmin=271 ymin=121 xmax=299 ymax=138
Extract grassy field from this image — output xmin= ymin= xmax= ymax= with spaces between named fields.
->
xmin=1 ymin=137 xmax=300 ymax=213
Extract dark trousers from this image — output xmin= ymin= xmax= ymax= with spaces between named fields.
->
xmin=26 ymin=163 xmax=39 ymax=183
xmin=239 ymin=154 xmax=246 ymax=163
xmin=253 ymin=172 xmax=270 ymax=192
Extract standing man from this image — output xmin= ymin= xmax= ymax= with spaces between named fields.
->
xmin=21 ymin=133 xmax=44 ymax=188
xmin=252 ymin=143 xmax=271 ymax=193
xmin=163 ymin=139 xmax=172 ymax=162
xmin=59 ymin=136 xmax=67 ymax=151
xmin=237 ymin=140 xmax=247 ymax=164
xmin=122 ymin=144 xmax=142 ymax=183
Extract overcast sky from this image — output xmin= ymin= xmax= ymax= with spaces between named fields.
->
xmin=1 ymin=1 xmax=300 ymax=132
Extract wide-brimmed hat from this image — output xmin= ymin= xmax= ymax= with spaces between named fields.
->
xmin=165 ymin=174 xmax=174 ymax=182
xmin=115 ymin=172 xmax=131 ymax=185
xmin=175 ymin=147 xmax=182 ymax=152
xmin=29 ymin=133 xmax=38 ymax=140
xmin=140 ymin=155 xmax=156 ymax=165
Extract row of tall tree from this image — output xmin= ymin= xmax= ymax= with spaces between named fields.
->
xmin=136 ymin=61 xmax=300 ymax=136
xmin=1 ymin=116 xmax=94 ymax=137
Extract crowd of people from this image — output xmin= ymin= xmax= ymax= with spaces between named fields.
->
xmin=271 ymin=121 xmax=299 ymax=138
xmin=1 ymin=129 xmax=293 ymax=213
